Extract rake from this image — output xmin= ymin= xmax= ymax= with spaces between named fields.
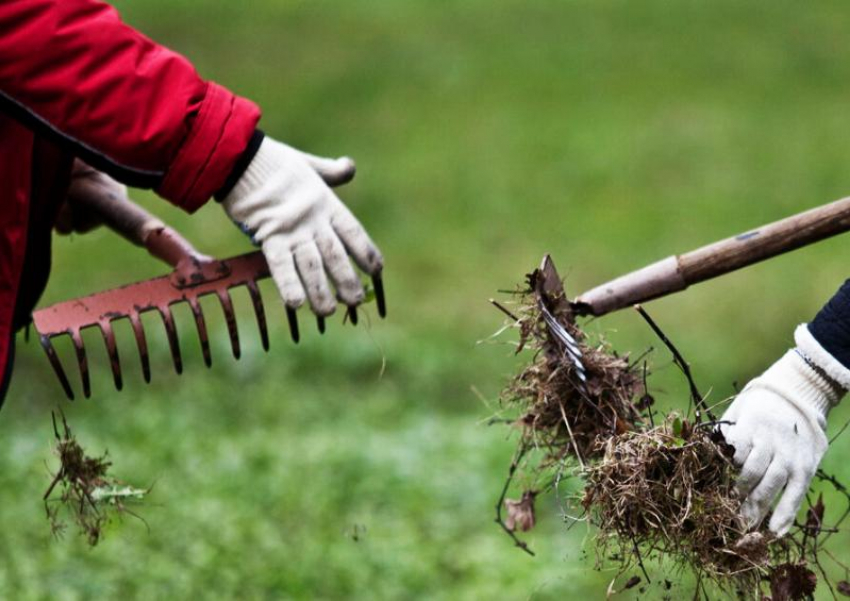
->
xmin=33 ymin=176 xmax=386 ymax=400
xmin=545 ymin=195 xmax=850 ymax=377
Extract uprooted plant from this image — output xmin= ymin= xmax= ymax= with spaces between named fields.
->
xmin=44 ymin=410 xmax=149 ymax=546
xmin=490 ymin=256 xmax=850 ymax=599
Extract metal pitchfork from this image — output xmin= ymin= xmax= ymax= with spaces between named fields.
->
xmin=32 ymin=177 xmax=386 ymax=400
xmin=549 ymin=195 xmax=850 ymax=377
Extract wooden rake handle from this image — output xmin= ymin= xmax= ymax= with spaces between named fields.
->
xmin=574 ymin=196 xmax=850 ymax=317
xmin=68 ymin=174 xmax=210 ymax=269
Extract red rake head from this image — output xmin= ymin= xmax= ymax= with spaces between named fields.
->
xmin=33 ymin=252 xmax=271 ymax=400
xmin=33 ymin=249 xmax=387 ymax=400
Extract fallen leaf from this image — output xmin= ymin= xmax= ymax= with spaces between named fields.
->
xmin=505 ymin=490 xmax=537 ymax=532
xmin=770 ymin=563 xmax=817 ymax=601
xmin=804 ymin=494 xmax=825 ymax=536
xmin=635 ymin=393 xmax=655 ymax=410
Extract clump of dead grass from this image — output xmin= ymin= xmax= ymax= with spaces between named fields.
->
xmin=581 ymin=414 xmax=849 ymax=599
xmin=492 ymin=256 xmax=850 ymax=599
xmin=496 ymin=257 xmax=644 ymax=466
xmin=44 ymin=410 xmax=149 ymax=546
xmin=584 ymin=414 xmax=771 ymax=592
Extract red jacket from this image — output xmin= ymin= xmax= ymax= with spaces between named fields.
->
xmin=0 ymin=0 xmax=261 ymax=399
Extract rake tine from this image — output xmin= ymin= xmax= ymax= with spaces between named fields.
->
xmin=128 ymin=312 xmax=151 ymax=383
xmin=317 ymin=316 xmax=326 ymax=334
xmin=372 ymin=273 xmax=386 ymax=318
xmin=347 ymin=305 xmax=358 ymax=326
xmin=539 ymin=302 xmax=587 ymax=385
xmin=216 ymin=289 xmax=241 ymax=359
xmin=245 ymin=280 xmax=270 ymax=350
xmin=98 ymin=320 xmax=123 ymax=391
xmin=285 ymin=306 xmax=299 ymax=344
xmin=187 ymin=296 xmax=212 ymax=368
xmin=158 ymin=305 xmax=183 ymax=374
xmin=39 ymin=335 xmax=74 ymax=400
xmin=69 ymin=328 xmax=91 ymax=399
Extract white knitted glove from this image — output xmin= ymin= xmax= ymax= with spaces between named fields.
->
xmin=222 ymin=137 xmax=383 ymax=316
xmin=720 ymin=325 xmax=848 ymax=535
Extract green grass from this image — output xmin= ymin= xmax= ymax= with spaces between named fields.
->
xmin=4 ymin=0 xmax=850 ymax=598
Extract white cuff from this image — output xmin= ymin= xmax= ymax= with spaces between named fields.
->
xmin=222 ymin=138 xmax=280 ymax=206
xmin=755 ymin=349 xmax=842 ymax=425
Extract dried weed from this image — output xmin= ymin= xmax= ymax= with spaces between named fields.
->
xmin=492 ymin=257 xmax=850 ymax=599
xmin=44 ymin=410 xmax=149 ymax=546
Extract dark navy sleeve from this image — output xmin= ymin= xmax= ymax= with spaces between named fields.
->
xmin=809 ymin=279 xmax=850 ymax=369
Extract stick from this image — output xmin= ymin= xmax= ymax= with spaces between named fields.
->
xmin=490 ymin=299 xmax=520 ymax=323
xmin=631 ymin=537 xmax=652 ymax=584
xmin=642 ymin=362 xmax=655 ymax=428
xmin=633 ymin=304 xmax=714 ymax=422
xmin=829 ymin=415 xmax=850 ymax=444
xmin=558 ymin=403 xmax=586 ymax=470
xmin=494 ymin=448 xmax=535 ymax=556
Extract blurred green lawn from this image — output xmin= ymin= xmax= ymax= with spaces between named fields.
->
xmin=4 ymin=0 xmax=850 ymax=598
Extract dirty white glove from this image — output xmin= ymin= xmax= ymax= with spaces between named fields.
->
xmin=720 ymin=325 xmax=848 ymax=535
xmin=222 ymin=137 xmax=383 ymax=315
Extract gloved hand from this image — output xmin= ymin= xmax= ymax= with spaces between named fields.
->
xmin=55 ymin=159 xmax=125 ymax=234
xmin=221 ymin=136 xmax=383 ymax=316
xmin=720 ymin=324 xmax=849 ymax=535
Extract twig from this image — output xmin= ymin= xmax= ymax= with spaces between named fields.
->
xmin=633 ymin=304 xmax=714 ymax=423
xmin=829 ymin=415 xmax=850 ymax=444
xmin=811 ymin=551 xmax=836 ymax=601
xmin=628 ymin=347 xmax=655 ymax=371
xmin=490 ymin=299 xmax=520 ymax=323
xmin=484 ymin=417 xmax=516 ymax=426
xmin=495 ymin=448 xmax=535 ymax=556
xmin=823 ymin=547 xmax=850 ymax=575
xmin=815 ymin=469 xmax=850 ymax=546
xmin=632 ymin=537 xmax=651 ymax=584
xmin=558 ymin=402 xmax=586 ymax=470
xmin=642 ymin=362 xmax=655 ymax=428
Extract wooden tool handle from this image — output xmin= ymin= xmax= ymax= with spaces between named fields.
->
xmin=67 ymin=174 xmax=209 ymax=269
xmin=575 ymin=196 xmax=850 ymax=316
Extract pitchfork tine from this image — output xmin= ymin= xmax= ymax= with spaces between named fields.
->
xmin=285 ymin=306 xmax=299 ymax=344
xmin=158 ymin=305 xmax=183 ymax=374
xmin=187 ymin=297 xmax=212 ymax=368
xmin=216 ymin=289 xmax=241 ymax=359
xmin=372 ymin=273 xmax=386 ymax=318
xmin=347 ymin=305 xmax=358 ymax=326
xmin=317 ymin=316 xmax=326 ymax=334
xmin=246 ymin=280 xmax=271 ymax=350
xmin=128 ymin=312 xmax=151 ymax=383
xmin=98 ymin=320 xmax=123 ymax=391
xmin=39 ymin=335 xmax=74 ymax=400
xmin=69 ymin=329 xmax=91 ymax=399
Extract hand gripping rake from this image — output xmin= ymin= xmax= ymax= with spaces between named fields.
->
xmin=33 ymin=178 xmax=386 ymax=400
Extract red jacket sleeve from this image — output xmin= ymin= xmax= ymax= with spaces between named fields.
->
xmin=0 ymin=0 xmax=261 ymax=212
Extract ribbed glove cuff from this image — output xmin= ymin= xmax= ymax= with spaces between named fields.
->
xmin=757 ymin=346 xmax=843 ymax=427
xmin=221 ymin=137 xmax=280 ymax=207
xmin=796 ymin=324 xmax=850 ymax=393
